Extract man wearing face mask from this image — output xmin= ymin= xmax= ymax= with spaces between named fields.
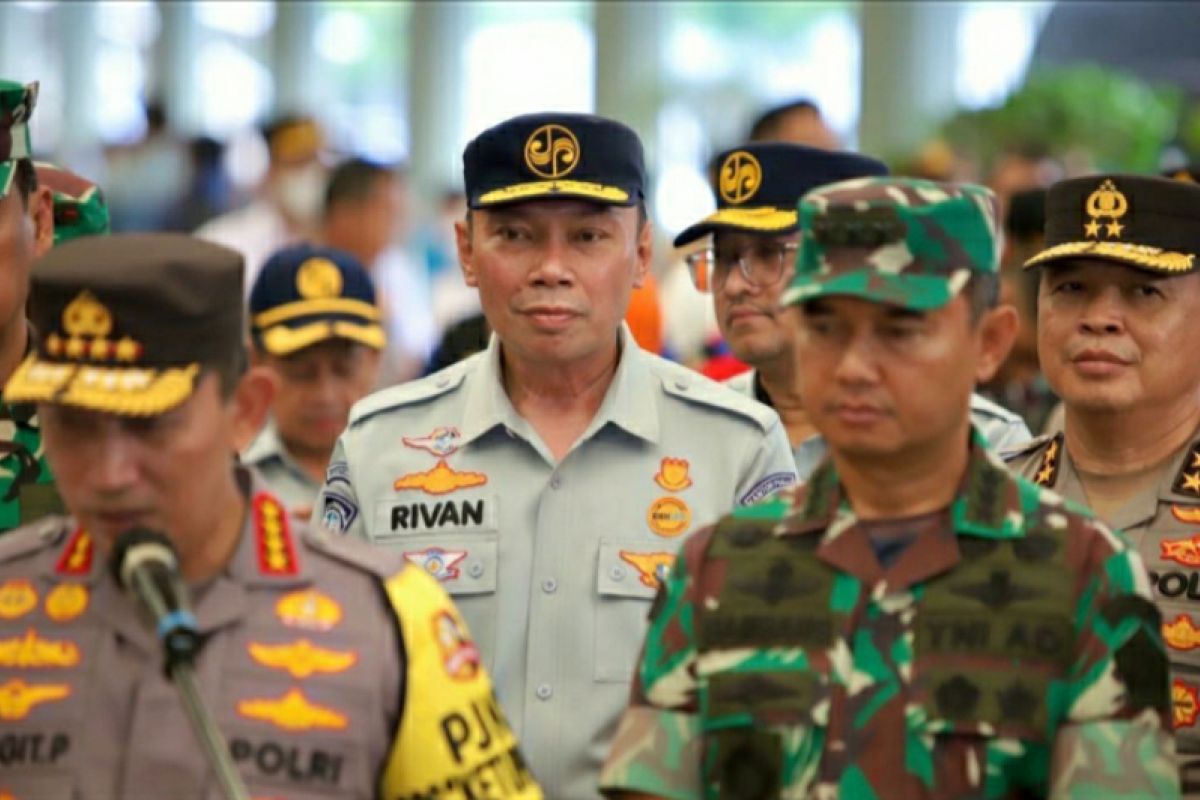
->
xmin=196 ymin=115 xmax=327 ymax=294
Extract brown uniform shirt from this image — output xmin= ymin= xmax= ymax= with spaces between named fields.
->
xmin=1007 ymin=430 xmax=1200 ymax=793
xmin=0 ymin=470 xmax=541 ymax=799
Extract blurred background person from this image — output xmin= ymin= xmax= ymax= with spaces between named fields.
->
xmin=101 ymin=98 xmax=189 ymax=232
xmin=319 ymin=157 xmax=435 ymax=386
xmin=242 ymin=244 xmax=384 ymax=516
xmin=747 ymin=97 xmax=841 ymax=150
xmin=196 ymin=114 xmax=327 ymax=291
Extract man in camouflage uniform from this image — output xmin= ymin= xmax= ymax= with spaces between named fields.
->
xmin=676 ymin=142 xmax=1030 ymax=477
xmin=1004 ymin=174 xmax=1200 ymax=794
xmin=0 ymin=80 xmax=58 ymax=532
xmin=0 ymin=233 xmax=541 ymax=798
xmin=601 ymin=177 xmax=1176 ymax=799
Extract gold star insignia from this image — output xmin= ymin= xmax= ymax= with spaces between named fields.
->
xmin=1106 ymin=221 xmax=1124 ymax=238
xmin=114 ymin=337 xmax=141 ymax=362
xmin=1183 ymin=472 xmax=1200 ymax=495
xmin=1036 ymin=466 xmax=1054 ymax=486
xmin=88 ymin=339 xmax=109 ymax=360
xmin=1084 ymin=220 xmax=1101 ymax=238
xmin=1190 ymin=452 xmax=1200 ymax=470
xmin=64 ymin=337 xmax=85 ymax=359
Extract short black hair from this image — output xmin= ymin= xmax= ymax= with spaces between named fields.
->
xmin=323 ymin=158 xmax=397 ymax=216
xmin=13 ymin=158 xmax=36 ymax=205
xmin=749 ymin=99 xmax=822 ymax=142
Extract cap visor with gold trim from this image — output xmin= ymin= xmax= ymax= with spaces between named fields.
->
xmin=250 ymin=245 xmax=386 ymax=357
xmin=5 ymin=234 xmax=245 ymax=416
xmin=673 ymin=143 xmax=888 ymax=248
xmin=464 ymin=112 xmax=645 ymax=209
xmin=1024 ymin=174 xmax=1200 ymax=275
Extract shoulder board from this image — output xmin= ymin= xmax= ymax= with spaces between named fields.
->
xmin=0 ymin=516 xmax=70 ymax=565
xmin=300 ymin=525 xmax=406 ymax=579
xmin=348 ymin=357 xmax=475 ymax=427
xmin=968 ymin=392 xmax=1023 ymax=423
xmin=999 ymin=432 xmax=1055 ymax=462
xmin=651 ymin=357 xmax=779 ymax=433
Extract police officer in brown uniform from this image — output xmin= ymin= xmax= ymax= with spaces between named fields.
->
xmin=0 ymin=234 xmax=541 ymax=798
xmin=1005 ymin=174 xmax=1200 ymax=793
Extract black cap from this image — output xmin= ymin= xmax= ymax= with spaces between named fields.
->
xmin=6 ymin=233 xmax=244 ymax=416
xmin=250 ymin=244 xmax=385 ymax=357
xmin=1025 ymin=174 xmax=1200 ymax=274
xmin=673 ymin=142 xmax=888 ymax=248
xmin=463 ymin=112 xmax=645 ymax=209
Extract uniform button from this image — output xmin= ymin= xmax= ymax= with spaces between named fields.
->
xmin=550 ymin=475 xmax=562 ymax=490
xmin=468 ymin=562 xmax=485 ymax=578
xmin=542 ymin=578 xmax=558 ymax=593
xmin=536 ymin=683 xmax=553 ymax=700
xmin=610 ymin=565 xmax=626 ymax=581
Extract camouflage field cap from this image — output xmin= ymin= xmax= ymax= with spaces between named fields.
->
xmin=783 ymin=177 xmax=1001 ymax=311
xmin=34 ymin=162 xmax=109 ymax=244
xmin=1024 ymin=174 xmax=1200 ymax=274
xmin=5 ymin=234 xmax=244 ymax=416
xmin=0 ymin=80 xmax=37 ymax=200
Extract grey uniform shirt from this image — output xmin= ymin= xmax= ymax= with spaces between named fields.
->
xmin=1006 ymin=429 xmax=1200 ymax=795
xmin=316 ymin=324 xmax=797 ymax=798
xmin=241 ymin=421 xmax=321 ymax=512
xmin=725 ymin=369 xmax=1032 ymax=479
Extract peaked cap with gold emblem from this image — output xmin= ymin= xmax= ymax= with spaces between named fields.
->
xmin=0 ymin=80 xmax=37 ymax=199
xmin=1024 ymin=174 xmax=1200 ymax=274
xmin=5 ymin=233 xmax=243 ymax=415
xmin=250 ymin=244 xmax=385 ymax=357
xmin=463 ymin=112 xmax=645 ymax=209
xmin=673 ymin=142 xmax=888 ymax=247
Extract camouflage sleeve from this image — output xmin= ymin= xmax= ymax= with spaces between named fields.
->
xmin=598 ymin=527 xmax=716 ymax=799
xmin=1049 ymin=522 xmax=1178 ymax=799
xmin=312 ymin=436 xmax=367 ymax=539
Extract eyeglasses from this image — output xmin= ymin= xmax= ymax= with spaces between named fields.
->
xmin=685 ymin=242 xmax=799 ymax=293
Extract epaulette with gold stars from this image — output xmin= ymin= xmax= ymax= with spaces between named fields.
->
xmin=1031 ymin=432 xmax=1064 ymax=488
xmin=1174 ymin=442 xmax=1200 ymax=498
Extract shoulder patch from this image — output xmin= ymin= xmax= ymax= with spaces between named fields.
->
xmin=301 ymin=524 xmax=405 ymax=579
xmin=651 ymin=356 xmax=779 ymax=433
xmin=0 ymin=516 xmax=69 ymax=565
xmin=348 ymin=358 xmax=475 ymax=427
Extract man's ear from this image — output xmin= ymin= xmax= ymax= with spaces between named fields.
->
xmin=974 ymin=303 xmax=1019 ymax=384
xmin=30 ymin=186 xmax=54 ymax=259
xmin=230 ymin=365 xmax=277 ymax=452
xmin=455 ymin=217 xmax=477 ymax=288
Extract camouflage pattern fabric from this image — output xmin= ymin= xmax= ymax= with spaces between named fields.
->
xmin=600 ymin=433 xmax=1177 ymax=799
xmin=0 ymin=399 xmax=61 ymax=532
xmin=0 ymin=80 xmax=36 ymax=198
xmin=34 ymin=162 xmax=110 ymax=244
xmin=783 ymin=177 xmax=1001 ymax=312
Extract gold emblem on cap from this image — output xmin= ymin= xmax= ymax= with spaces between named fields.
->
xmin=1084 ymin=179 xmax=1128 ymax=239
xmin=524 ymin=124 xmax=580 ymax=179
xmin=296 ymin=257 xmax=343 ymax=300
xmin=47 ymin=291 xmax=142 ymax=363
xmin=719 ymin=151 xmax=762 ymax=205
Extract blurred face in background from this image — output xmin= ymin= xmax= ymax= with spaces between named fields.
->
xmin=708 ymin=230 xmax=800 ymax=368
xmin=456 ymin=199 xmax=651 ymax=370
xmin=262 ymin=338 xmax=380 ymax=458
xmin=325 ymin=173 xmax=405 ymax=268
xmin=1038 ymin=258 xmax=1200 ymax=414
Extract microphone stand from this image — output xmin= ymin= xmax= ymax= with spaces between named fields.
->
xmin=128 ymin=566 xmax=250 ymax=800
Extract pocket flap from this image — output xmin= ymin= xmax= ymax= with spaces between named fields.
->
xmin=397 ymin=534 xmax=498 ymax=596
xmin=596 ymin=540 xmax=675 ymax=600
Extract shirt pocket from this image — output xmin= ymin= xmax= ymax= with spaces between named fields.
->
xmin=0 ymin=773 xmax=77 ymax=800
xmin=593 ymin=539 xmax=668 ymax=682
xmin=394 ymin=533 xmax=499 ymax=667
xmin=700 ymin=668 xmax=829 ymax=799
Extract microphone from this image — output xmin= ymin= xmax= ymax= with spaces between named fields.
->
xmin=110 ymin=528 xmax=200 ymax=669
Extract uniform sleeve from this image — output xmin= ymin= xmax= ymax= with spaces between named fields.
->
xmin=599 ymin=527 xmax=714 ymax=799
xmin=378 ymin=565 xmax=543 ymax=799
xmin=1049 ymin=525 xmax=1178 ymax=799
xmin=313 ymin=435 xmax=369 ymax=540
xmin=731 ymin=416 xmax=798 ymax=508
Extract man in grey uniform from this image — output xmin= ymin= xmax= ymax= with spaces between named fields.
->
xmin=316 ymin=113 xmax=796 ymax=797
xmin=679 ymin=142 xmax=1031 ymax=477
xmin=1004 ymin=174 xmax=1200 ymax=794
xmin=243 ymin=243 xmax=385 ymax=514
